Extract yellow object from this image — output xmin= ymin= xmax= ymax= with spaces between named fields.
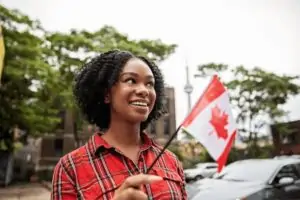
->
xmin=0 ymin=25 xmax=5 ymax=82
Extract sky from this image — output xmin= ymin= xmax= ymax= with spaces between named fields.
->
xmin=1 ymin=0 xmax=300 ymax=133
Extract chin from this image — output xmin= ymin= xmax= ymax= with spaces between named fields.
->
xmin=128 ymin=114 xmax=149 ymax=123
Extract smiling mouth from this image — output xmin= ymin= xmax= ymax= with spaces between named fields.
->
xmin=129 ymin=101 xmax=148 ymax=107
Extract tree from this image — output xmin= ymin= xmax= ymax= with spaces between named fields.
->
xmin=0 ymin=5 xmax=61 ymax=151
xmin=196 ymin=63 xmax=300 ymax=155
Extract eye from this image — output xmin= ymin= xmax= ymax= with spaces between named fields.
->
xmin=125 ymin=78 xmax=135 ymax=84
xmin=146 ymin=81 xmax=155 ymax=87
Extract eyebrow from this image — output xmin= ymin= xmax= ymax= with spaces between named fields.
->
xmin=120 ymin=72 xmax=154 ymax=79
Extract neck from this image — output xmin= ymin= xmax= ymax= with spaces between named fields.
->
xmin=103 ymin=120 xmax=142 ymax=148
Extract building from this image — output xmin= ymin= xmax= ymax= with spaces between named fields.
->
xmin=146 ymin=87 xmax=177 ymax=144
xmin=271 ymin=120 xmax=300 ymax=155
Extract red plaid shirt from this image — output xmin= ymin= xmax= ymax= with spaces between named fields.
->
xmin=51 ymin=132 xmax=187 ymax=200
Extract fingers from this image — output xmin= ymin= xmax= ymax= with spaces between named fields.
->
xmin=113 ymin=174 xmax=163 ymax=200
xmin=120 ymin=174 xmax=162 ymax=190
xmin=118 ymin=188 xmax=148 ymax=200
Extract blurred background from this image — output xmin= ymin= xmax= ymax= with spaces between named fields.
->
xmin=0 ymin=0 xmax=299 ymax=199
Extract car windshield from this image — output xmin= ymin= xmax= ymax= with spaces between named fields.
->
xmin=213 ymin=160 xmax=280 ymax=182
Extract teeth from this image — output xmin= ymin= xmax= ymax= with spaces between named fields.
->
xmin=131 ymin=102 xmax=147 ymax=106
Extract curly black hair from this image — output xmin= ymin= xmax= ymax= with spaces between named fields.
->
xmin=73 ymin=50 xmax=166 ymax=131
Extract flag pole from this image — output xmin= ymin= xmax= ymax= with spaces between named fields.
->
xmin=146 ymin=125 xmax=182 ymax=173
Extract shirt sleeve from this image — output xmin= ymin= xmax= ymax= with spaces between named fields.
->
xmin=51 ymin=159 xmax=77 ymax=200
xmin=177 ymin=159 xmax=188 ymax=200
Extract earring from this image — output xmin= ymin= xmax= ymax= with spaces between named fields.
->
xmin=104 ymin=96 xmax=109 ymax=103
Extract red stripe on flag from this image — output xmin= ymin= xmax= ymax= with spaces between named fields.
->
xmin=216 ymin=130 xmax=236 ymax=172
xmin=182 ymin=75 xmax=226 ymax=127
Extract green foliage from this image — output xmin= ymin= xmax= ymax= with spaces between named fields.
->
xmin=244 ymin=143 xmax=274 ymax=159
xmin=0 ymin=5 xmax=60 ymax=135
xmin=167 ymin=143 xmax=184 ymax=161
xmin=272 ymin=122 xmax=298 ymax=137
xmin=199 ymin=148 xmax=214 ymax=162
xmin=198 ymin=147 xmax=241 ymax=164
xmin=180 ymin=128 xmax=194 ymax=140
xmin=167 ymin=143 xmax=202 ymax=169
xmin=0 ymin=4 xmax=177 ymax=151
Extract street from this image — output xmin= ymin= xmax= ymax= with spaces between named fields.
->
xmin=0 ymin=183 xmax=50 ymax=200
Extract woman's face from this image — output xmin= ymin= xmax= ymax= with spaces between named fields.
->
xmin=109 ymin=58 xmax=156 ymax=124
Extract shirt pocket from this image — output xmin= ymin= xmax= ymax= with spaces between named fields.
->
xmin=82 ymin=173 xmax=126 ymax=200
xmin=150 ymin=168 xmax=184 ymax=200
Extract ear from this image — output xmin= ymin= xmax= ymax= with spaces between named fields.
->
xmin=104 ymin=89 xmax=110 ymax=104
xmin=104 ymin=94 xmax=110 ymax=104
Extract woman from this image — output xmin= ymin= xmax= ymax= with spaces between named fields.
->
xmin=51 ymin=50 xmax=187 ymax=200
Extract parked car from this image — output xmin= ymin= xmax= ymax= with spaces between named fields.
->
xmin=184 ymin=162 xmax=218 ymax=182
xmin=274 ymin=155 xmax=300 ymax=160
xmin=188 ymin=158 xmax=300 ymax=200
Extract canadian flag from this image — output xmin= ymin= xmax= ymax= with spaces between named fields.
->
xmin=181 ymin=75 xmax=237 ymax=172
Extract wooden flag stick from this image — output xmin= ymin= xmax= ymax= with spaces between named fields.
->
xmin=146 ymin=125 xmax=182 ymax=174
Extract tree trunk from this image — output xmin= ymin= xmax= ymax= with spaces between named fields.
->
xmin=0 ymin=150 xmax=14 ymax=186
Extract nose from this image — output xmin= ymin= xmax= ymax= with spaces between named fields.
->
xmin=135 ymin=84 xmax=149 ymax=97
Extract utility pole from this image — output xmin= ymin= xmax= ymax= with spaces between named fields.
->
xmin=184 ymin=63 xmax=193 ymax=113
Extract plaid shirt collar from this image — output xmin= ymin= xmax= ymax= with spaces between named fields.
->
xmin=87 ymin=131 xmax=154 ymax=158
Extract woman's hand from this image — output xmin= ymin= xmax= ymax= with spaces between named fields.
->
xmin=113 ymin=174 xmax=162 ymax=200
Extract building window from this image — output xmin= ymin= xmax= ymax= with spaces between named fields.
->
xmin=163 ymin=98 xmax=170 ymax=113
xmin=149 ymin=122 xmax=156 ymax=135
xmin=56 ymin=110 xmax=65 ymax=130
xmin=282 ymin=134 xmax=297 ymax=145
xmin=54 ymin=138 xmax=63 ymax=157
xmin=164 ymin=117 xmax=170 ymax=135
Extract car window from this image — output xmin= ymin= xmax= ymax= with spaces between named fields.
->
xmin=294 ymin=163 xmax=300 ymax=175
xmin=213 ymin=160 xmax=281 ymax=182
xmin=273 ymin=164 xmax=300 ymax=184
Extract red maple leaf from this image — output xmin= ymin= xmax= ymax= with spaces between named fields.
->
xmin=209 ymin=105 xmax=229 ymax=140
